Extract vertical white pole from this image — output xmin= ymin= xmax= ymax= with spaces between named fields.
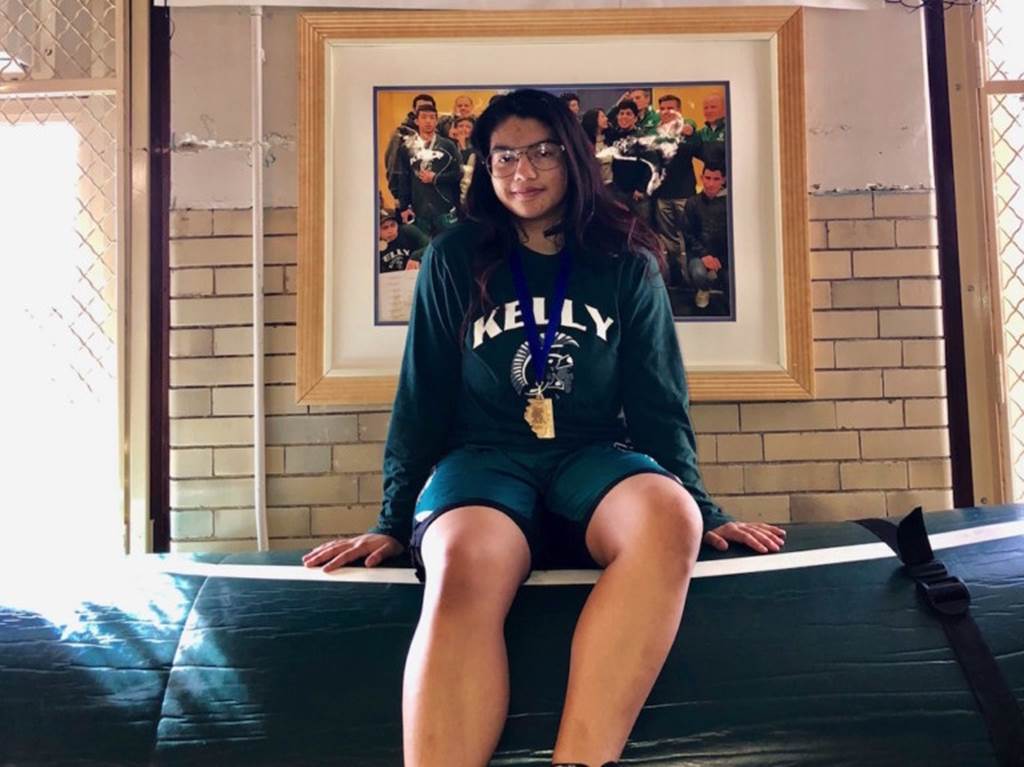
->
xmin=251 ymin=5 xmax=269 ymax=552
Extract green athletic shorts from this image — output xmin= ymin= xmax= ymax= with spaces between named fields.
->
xmin=409 ymin=442 xmax=679 ymax=580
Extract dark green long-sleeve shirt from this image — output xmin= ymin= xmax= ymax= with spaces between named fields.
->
xmin=370 ymin=223 xmax=730 ymax=546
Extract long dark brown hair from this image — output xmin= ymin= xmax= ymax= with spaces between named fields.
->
xmin=461 ymin=88 xmax=665 ymax=329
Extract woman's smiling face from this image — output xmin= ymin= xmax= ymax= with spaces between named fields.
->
xmin=488 ymin=116 xmax=568 ymax=227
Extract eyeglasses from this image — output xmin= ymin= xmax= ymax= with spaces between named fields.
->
xmin=486 ymin=141 xmax=566 ymax=177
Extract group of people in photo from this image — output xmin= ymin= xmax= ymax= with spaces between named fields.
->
xmin=378 ymin=86 xmax=731 ymax=317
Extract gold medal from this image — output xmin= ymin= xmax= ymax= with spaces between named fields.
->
xmin=523 ymin=392 xmax=555 ymax=439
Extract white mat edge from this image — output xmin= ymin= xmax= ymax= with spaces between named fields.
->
xmin=138 ymin=519 xmax=1024 ymax=586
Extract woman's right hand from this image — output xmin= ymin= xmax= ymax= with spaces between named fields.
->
xmin=302 ymin=533 xmax=404 ymax=572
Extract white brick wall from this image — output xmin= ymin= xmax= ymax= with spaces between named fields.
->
xmin=168 ymin=191 xmax=953 ymax=550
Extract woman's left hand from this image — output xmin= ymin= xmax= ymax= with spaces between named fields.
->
xmin=703 ymin=522 xmax=786 ymax=554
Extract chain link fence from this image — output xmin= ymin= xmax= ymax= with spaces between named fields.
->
xmin=984 ymin=0 xmax=1024 ymax=499
xmin=0 ymin=0 xmax=120 ymax=551
xmin=0 ymin=0 xmax=115 ymax=80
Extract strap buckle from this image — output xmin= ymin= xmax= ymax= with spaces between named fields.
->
xmin=905 ymin=560 xmax=971 ymax=617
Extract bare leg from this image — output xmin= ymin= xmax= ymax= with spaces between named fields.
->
xmin=403 ymin=506 xmax=531 ymax=767
xmin=551 ymin=474 xmax=702 ymax=765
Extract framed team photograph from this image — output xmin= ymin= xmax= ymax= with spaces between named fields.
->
xmin=297 ymin=7 xmax=811 ymax=405
xmin=374 ymin=83 xmax=733 ymax=325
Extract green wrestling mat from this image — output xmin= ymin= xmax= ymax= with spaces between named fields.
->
xmin=1 ymin=506 xmax=1022 ymax=766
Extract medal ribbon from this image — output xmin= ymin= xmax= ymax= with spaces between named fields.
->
xmin=509 ymin=244 xmax=573 ymax=393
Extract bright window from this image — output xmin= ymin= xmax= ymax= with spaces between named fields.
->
xmin=0 ymin=118 xmax=121 ymax=555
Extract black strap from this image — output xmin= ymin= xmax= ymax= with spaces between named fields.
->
xmin=854 ymin=516 xmax=899 ymax=552
xmin=856 ymin=508 xmax=1024 ymax=767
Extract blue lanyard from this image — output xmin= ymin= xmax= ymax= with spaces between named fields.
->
xmin=508 ymin=245 xmax=573 ymax=387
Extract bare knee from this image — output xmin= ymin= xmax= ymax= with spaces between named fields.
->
xmin=420 ymin=506 xmax=531 ymax=617
xmin=647 ymin=486 xmax=703 ymax=567
xmin=587 ymin=475 xmax=703 ymax=574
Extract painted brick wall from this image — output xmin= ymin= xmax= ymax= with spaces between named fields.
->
xmin=168 ymin=190 xmax=951 ymax=552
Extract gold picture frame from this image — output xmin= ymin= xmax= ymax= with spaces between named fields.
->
xmin=297 ymin=7 xmax=812 ymax=405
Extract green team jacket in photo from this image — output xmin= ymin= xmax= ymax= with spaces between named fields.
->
xmin=369 ymin=222 xmax=731 ymax=545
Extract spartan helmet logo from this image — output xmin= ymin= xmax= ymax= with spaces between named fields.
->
xmin=510 ymin=332 xmax=580 ymax=398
